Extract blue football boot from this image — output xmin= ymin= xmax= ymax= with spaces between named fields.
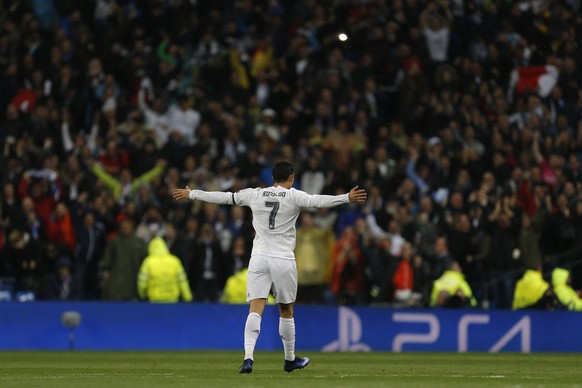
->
xmin=284 ymin=356 xmax=310 ymax=372
xmin=239 ymin=358 xmax=253 ymax=374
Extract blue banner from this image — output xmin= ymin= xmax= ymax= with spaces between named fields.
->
xmin=0 ymin=303 xmax=580 ymax=352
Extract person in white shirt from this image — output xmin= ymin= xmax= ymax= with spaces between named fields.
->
xmin=167 ymin=96 xmax=201 ymax=146
xmin=420 ymin=1 xmax=453 ymax=63
xmin=299 ymin=156 xmax=326 ymax=195
xmin=138 ymin=89 xmax=170 ymax=148
xmin=173 ymin=162 xmax=367 ymax=373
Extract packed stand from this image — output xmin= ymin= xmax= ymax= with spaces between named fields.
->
xmin=0 ymin=0 xmax=581 ymax=309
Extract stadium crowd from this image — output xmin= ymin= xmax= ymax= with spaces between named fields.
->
xmin=1 ymin=0 xmax=582 ymax=309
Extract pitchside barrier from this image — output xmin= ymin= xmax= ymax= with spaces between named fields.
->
xmin=0 ymin=303 xmax=580 ymax=352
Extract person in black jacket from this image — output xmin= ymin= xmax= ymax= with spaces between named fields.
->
xmin=484 ymin=194 xmax=522 ymax=309
xmin=73 ymin=211 xmax=106 ymax=299
xmin=45 ymin=257 xmax=79 ymax=300
xmin=189 ymin=222 xmax=226 ymax=302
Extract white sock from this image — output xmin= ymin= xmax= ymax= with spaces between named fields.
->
xmin=279 ymin=317 xmax=296 ymax=361
xmin=244 ymin=312 xmax=261 ymax=360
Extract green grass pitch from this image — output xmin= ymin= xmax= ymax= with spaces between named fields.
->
xmin=1 ymin=351 xmax=581 ymax=387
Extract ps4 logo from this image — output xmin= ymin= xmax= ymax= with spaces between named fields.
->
xmin=321 ymin=309 xmax=532 ymax=353
xmin=322 ymin=307 xmax=371 ymax=352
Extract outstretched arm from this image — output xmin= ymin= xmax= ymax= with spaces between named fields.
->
xmin=293 ymin=185 xmax=367 ymax=208
xmin=173 ymin=186 xmax=237 ymax=205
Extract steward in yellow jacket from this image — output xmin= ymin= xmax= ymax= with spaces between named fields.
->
xmin=512 ymin=268 xmax=553 ymax=310
xmin=552 ymin=268 xmax=582 ymax=311
xmin=221 ymin=268 xmax=249 ymax=304
xmin=430 ymin=261 xmax=477 ymax=308
xmin=137 ymin=237 xmax=192 ymax=303
xmin=221 ymin=268 xmax=275 ymax=304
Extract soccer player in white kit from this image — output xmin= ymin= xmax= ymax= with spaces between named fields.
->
xmin=173 ymin=162 xmax=367 ymax=373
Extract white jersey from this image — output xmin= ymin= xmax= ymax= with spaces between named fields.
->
xmin=423 ymin=27 xmax=450 ymax=62
xmin=189 ymin=186 xmax=349 ymax=260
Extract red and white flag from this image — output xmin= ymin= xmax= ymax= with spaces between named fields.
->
xmin=508 ymin=65 xmax=559 ymax=101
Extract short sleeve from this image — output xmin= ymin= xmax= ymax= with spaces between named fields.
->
xmin=233 ymin=188 xmax=257 ymax=207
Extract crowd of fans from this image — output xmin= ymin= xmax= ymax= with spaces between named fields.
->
xmin=1 ymin=0 xmax=581 ymax=309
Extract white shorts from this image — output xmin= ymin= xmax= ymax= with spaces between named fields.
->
xmin=246 ymin=254 xmax=297 ymax=304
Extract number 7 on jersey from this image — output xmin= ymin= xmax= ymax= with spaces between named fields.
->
xmin=265 ymin=201 xmax=280 ymax=230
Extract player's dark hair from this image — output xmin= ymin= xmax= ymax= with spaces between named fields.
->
xmin=272 ymin=161 xmax=294 ymax=183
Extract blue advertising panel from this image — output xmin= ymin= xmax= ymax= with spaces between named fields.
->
xmin=297 ymin=306 xmax=582 ymax=352
xmin=0 ymin=303 xmax=581 ymax=352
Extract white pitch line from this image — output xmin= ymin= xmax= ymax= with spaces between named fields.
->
xmin=308 ymin=373 xmax=551 ymax=380
xmin=0 ymin=372 xmax=177 ymax=380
